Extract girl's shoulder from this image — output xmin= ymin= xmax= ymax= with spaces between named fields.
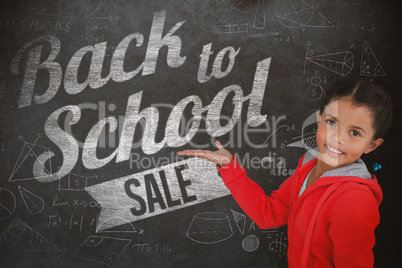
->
xmin=328 ymin=179 xmax=382 ymax=211
xmin=301 ymin=149 xmax=318 ymax=166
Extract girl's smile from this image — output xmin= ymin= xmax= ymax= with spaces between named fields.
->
xmin=325 ymin=145 xmax=344 ymax=157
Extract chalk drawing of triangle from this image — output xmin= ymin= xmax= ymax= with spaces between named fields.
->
xmin=360 ymin=40 xmax=386 ymax=76
xmin=287 ymin=135 xmax=317 ymax=149
xmin=9 ymin=143 xmax=53 ymax=182
xmin=231 ymin=209 xmax=246 ymax=235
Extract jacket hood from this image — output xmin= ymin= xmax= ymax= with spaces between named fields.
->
xmin=301 ymin=149 xmax=382 ymax=205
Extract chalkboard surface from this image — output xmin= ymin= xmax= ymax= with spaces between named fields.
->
xmin=0 ymin=0 xmax=400 ymax=267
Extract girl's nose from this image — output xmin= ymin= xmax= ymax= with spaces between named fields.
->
xmin=330 ymin=130 xmax=344 ymax=145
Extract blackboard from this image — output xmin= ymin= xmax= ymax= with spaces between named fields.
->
xmin=0 ymin=0 xmax=400 ymax=267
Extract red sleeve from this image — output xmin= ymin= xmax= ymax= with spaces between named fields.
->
xmin=217 ymin=156 xmax=299 ymax=229
xmin=328 ymin=185 xmax=380 ymax=267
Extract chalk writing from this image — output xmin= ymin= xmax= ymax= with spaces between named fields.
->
xmin=45 ymin=214 xmax=97 ymax=232
xmin=125 ymin=164 xmax=196 ymax=216
xmin=86 ymin=158 xmax=231 ymax=231
xmin=132 ymin=243 xmax=173 ymax=254
xmin=212 ymin=23 xmax=249 ymax=34
xmin=197 ymin=43 xmax=240 ymax=83
xmin=268 ymin=232 xmax=288 ymax=256
xmin=0 ymin=20 xmax=73 ymax=32
xmin=11 ymin=10 xmax=186 ymax=108
xmin=27 ymin=56 xmax=271 ymax=182
xmin=9 ymin=8 xmax=273 ymax=182
xmin=51 ymin=195 xmax=103 ymax=208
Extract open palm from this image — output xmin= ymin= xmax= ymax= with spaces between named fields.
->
xmin=177 ymin=141 xmax=233 ymax=167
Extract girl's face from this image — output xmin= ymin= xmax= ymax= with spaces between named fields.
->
xmin=316 ymin=98 xmax=383 ymax=169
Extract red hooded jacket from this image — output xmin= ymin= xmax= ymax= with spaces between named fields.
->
xmin=217 ymin=150 xmax=382 ymax=267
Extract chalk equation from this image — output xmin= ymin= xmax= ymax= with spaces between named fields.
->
xmin=45 ymin=213 xmax=98 ymax=232
xmin=132 ymin=243 xmax=173 ymax=254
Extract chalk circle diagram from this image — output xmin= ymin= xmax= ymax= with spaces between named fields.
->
xmin=307 ymin=75 xmax=324 ymax=101
xmin=0 ymin=218 xmax=60 ymax=251
xmin=73 ymin=235 xmax=130 ymax=266
xmin=187 ymin=212 xmax=233 ymax=244
xmin=242 ymin=235 xmax=260 ymax=252
xmin=276 ymin=0 xmax=335 ymax=29
xmin=213 ymin=0 xmax=244 ymax=12
xmin=0 ymin=187 xmax=16 ymax=219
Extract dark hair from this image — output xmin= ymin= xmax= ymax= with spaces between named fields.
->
xmin=319 ymin=78 xmax=393 ymax=140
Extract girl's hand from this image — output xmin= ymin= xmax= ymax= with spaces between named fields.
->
xmin=177 ymin=141 xmax=234 ymax=167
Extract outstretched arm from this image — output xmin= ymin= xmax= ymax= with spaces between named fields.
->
xmin=177 ymin=141 xmax=293 ymax=229
xmin=177 ymin=140 xmax=233 ymax=167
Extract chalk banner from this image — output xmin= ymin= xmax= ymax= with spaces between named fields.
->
xmin=86 ymin=158 xmax=230 ymax=231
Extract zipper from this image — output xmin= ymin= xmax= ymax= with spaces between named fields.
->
xmin=300 ymin=182 xmax=343 ymax=268
xmin=293 ymin=184 xmax=319 ymax=215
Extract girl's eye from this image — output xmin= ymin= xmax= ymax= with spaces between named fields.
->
xmin=326 ymin=119 xmax=336 ymax=127
xmin=350 ymin=130 xmax=361 ymax=137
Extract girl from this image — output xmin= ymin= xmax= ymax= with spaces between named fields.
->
xmin=177 ymin=78 xmax=393 ymax=267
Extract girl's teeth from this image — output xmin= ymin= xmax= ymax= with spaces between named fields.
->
xmin=327 ymin=146 xmax=342 ymax=154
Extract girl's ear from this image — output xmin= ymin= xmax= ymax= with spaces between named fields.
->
xmin=316 ymin=111 xmax=321 ymax=126
xmin=364 ymin=138 xmax=384 ymax=154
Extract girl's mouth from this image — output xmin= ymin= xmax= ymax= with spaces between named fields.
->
xmin=326 ymin=145 xmax=344 ymax=157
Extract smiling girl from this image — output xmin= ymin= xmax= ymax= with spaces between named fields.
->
xmin=177 ymin=78 xmax=393 ymax=267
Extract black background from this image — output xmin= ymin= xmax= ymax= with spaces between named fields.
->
xmin=0 ymin=0 xmax=401 ymax=267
